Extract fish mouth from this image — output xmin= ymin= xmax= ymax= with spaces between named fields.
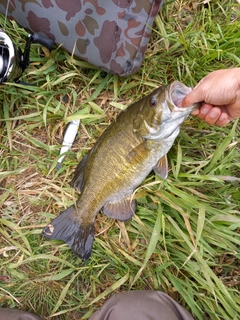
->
xmin=169 ymin=81 xmax=199 ymax=114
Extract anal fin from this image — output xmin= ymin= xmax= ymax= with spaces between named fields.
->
xmin=103 ymin=197 xmax=136 ymax=222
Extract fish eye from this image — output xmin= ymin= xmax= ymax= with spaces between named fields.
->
xmin=149 ymin=98 xmax=157 ymax=107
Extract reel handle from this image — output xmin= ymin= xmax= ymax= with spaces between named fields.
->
xmin=20 ymin=33 xmax=54 ymax=74
xmin=31 ymin=33 xmax=54 ymax=50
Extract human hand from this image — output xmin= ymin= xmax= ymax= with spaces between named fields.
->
xmin=181 ymin=68 xmax=240 ymax=126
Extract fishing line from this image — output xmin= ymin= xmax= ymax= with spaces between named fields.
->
xmin=3 ymin=0 xmax=10 ymax=31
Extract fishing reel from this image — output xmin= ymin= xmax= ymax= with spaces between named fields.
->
xmin=0 ymin=30 xmax=54 ymax=84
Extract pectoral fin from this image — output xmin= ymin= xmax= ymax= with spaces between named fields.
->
xmin=153 ymin=155 xmax=168 ymax=179
xmin=126 ymin=141 xmax=149 ymax=163
xmin=103 ymin=197 xmax=136 ymax=221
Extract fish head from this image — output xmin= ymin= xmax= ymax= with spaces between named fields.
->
xmin=133 ymin=81 xmax=200 ymax=140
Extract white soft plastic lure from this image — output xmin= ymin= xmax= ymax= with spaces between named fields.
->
xmin=56 ymin=119 xmax=80 ymax=169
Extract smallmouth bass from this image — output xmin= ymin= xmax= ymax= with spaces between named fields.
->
xmin=42 ymin=81 xmax=199 ymax=260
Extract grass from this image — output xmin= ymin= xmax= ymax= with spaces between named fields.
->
xmin=0 ymin=1 xmax=239 ymax=319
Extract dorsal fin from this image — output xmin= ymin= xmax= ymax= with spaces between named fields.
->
xmin=70 ymin=154 xmax=88 ymax=191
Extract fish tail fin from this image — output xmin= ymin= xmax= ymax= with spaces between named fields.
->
xmin=42 ymin=205 xmax=94 ymax=261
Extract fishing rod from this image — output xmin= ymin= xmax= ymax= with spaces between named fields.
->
xmin=0 ymin=0 xmax=80 ymax=166
xmin=0 ymin=0 xmax=53 ymax=84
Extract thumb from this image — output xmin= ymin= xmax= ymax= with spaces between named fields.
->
xmin=182 ymin=89 xmax=202 ymax=107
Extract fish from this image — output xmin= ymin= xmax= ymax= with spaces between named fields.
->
xmin=42 ymin=81 xmax=199 ymax=260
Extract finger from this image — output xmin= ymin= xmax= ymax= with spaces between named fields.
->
xmin=197 ymin=104 xmax=214 ymax=120
xmin=181 ymin=89 xmax=203 ymax=107
xmin=190 ymin=101 xmax=209 ymax=116
xmin=203 ymin=107 xmax=222 ymax=125
xmin=215 ymin=113 xmax=231 ymax=126
xmin=191 ymin=109 xmax=200 ymax=116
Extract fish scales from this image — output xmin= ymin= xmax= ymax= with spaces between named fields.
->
xmin=42 ymin=81 xmax=199 ymax=260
